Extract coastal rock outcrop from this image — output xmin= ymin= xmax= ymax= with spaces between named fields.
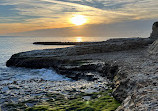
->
xmin=148 ymin=39 xmax=158 ymax=60
xmin=150 ymin=21 xmax=158 ymax=39
xmin=148 ymin=39 xmax=158 ymax=55
xmin=6 ymin=37 xmax=158 ymax=110
xmin=6 ymin=38 xmax=154 ymax=68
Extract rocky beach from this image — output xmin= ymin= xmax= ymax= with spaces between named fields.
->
xmin=3 ymin=22 xmax=158 ymax=110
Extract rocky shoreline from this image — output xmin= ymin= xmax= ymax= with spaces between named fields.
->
xmin=5 ymin=38 xmax=158 ymax=110
xmin=4 ymin=22 xmax=158 ymax=110
xmin=1 ymin=76 xmax=113 ymax=110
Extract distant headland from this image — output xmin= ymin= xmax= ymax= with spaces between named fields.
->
xmin=33 ymin=41 xmax=96 ymax=45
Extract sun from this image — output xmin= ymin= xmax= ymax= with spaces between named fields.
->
xmin=71 ymin=15 xmax=87 ymax=26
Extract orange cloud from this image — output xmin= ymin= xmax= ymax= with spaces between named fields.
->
xmin=0 ymin=0 xmax=158 ymax=35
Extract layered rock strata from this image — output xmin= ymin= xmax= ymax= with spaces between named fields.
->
xmin=6 ymin=37 xmax=158 ymax=110
xmin=150 ymin=21 xmax=158 ymax=39
xmin=148 ymin=39 xmax=158 ymax=60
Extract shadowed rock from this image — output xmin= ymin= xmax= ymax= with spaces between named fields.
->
xmin=33 ymin=42 xmax=95 ymax=45
xmin=148 ymin=39 xmax=158 ymax=55
xmin=150 ymin=21 xmax=158 ymax=39
xmin=148 ymin=39 xmax=158 ymax=60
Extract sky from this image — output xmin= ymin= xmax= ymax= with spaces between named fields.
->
xmin=0 ymin=0 xmax=158 ymax=37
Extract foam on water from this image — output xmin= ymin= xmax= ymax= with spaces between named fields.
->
xmin=0 ymin=36 xmax=73 ymax=84
xmin=0 ymin=67 xmax=70 ymax=84
xmin=15 ymin=68 xmax=70 ymax=81
xmin=38 ymin=69 xmax=70 ymax=81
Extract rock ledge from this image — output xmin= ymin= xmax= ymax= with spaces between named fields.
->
xmin=6 ymin=37 xmax=158 ymax=110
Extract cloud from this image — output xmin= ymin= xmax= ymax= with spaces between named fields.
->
xmin=0 ymin=0 xmax=158 ymax=34
xmin=7 ymin=19 xmax=155 ymax=37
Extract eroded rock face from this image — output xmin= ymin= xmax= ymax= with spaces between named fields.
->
xmin=148 ymin=39 xmax=158 ymax=55
xmin=150 ymin=21 xmax=158 ymax=39
xmin=148 ymin=39 xmax=158 ymax=60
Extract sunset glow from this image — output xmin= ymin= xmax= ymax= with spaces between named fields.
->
xmin=76 ymin=37 xmax=83 ymax=42
xmin=71 ymin=15 xmax=87 ymax=26
xmin=0 ymin=0 xmax=157 ymax=37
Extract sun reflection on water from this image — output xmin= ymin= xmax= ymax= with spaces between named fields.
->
xmin=75 ymin=37 xmax=83 ymax=42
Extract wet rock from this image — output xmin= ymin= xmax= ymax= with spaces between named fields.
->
xmin=82 ymin=96 xmax=91 ymax=101
xmin=99 ymin=64 xmax=118 ymax=80
xmin=12 ymin=81 xmax=18 ymax=85
xmin=1 ymin=86 xmax=9 ymax=92
xmin=8 ymin=85 xmax=20 ymax=90
xmin=0 ymin=76 xmax=110 ymax=110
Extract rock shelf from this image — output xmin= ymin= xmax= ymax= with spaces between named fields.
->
xmin=5 ymin=36 xmax=158 ymax=110
xmin=33 ymin=42 xmax=95 ymax=45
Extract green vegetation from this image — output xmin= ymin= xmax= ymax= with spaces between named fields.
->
xmin=2 ymin=102 xmax=27 ymax=111
xmin=26 ymin=90 xmax=120 ymax=111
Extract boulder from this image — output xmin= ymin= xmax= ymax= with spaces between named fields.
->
xmin=150 ymin=21 xmax=158 ymax=39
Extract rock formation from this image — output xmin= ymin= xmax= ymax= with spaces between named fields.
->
xmin=148 ymin=39 xmax=158 ymax=55
xmin=148 ymin=39 xmax=158 ymax=60
xmin=6 ymin=37 xmax=158 ymax=110
xmin=6 ymin=38 xmax=154 ymax=68
xmin=150 ymin=21 xmax=158 ymax=39
xmin=5 ymin=22 xmax=158 ymax=110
